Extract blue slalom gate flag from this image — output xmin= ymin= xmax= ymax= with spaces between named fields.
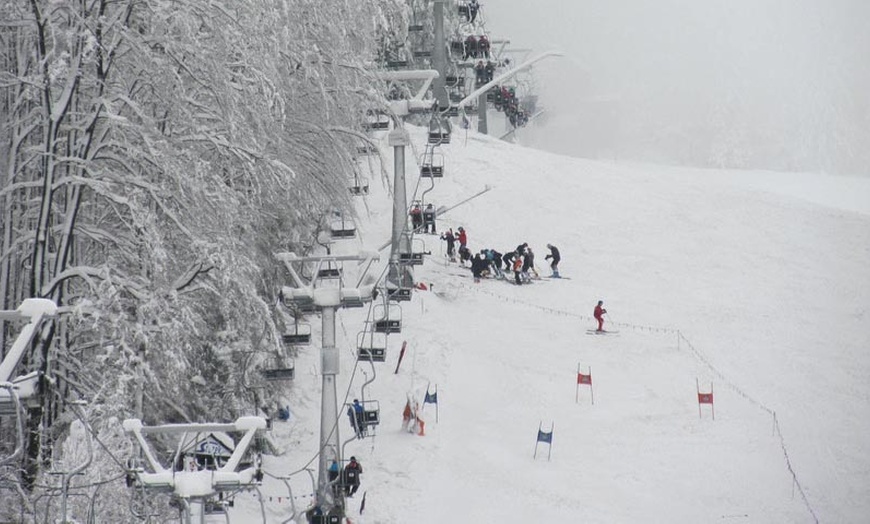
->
xmin=534 ymin=422 xmax=554 ymax=460
xmin=424 ymin=390 xmax=438 ymax=404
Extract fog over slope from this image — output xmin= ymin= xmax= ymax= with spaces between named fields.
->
xmin=487 ymin=0 xmax=870 ymax=175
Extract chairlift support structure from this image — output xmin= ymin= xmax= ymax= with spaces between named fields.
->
xmin=0 ymin=298 xmax=57 ymax=415
xmin=122 ymin=417 xmax=267 ymax=518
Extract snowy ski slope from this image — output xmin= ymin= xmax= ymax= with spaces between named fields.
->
xmin=237 ymin=125 xmax=870 ymax=523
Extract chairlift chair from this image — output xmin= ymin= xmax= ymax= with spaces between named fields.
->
xmin=356 ymin=142 xmax=378 ymax=156
xmin=386 ymin=287 xmax=412 ymax=302
xmin=373 ymin=303 xmax=402 ymax=333
xmin=330 ymin=215 xmax=357 ymax=239
xmin=348 ymin=173 xmax=369 ymax=195
xmin=282 ymin=322 xmax=311 ymax=346
xmin=362 ymin=111 xmax=390 ymax=132
xmin=428 ymin=118 xmax=452 ymax=145
xmin=260 ymin=356 xmax=295 ymax=381
xmin=317 ymin=261 xmax=342 ymax=279
xmin=347 ymin=400 xmax=381 ymax=435
xmin=399 ymin=237 xmax=428 ymax=266
xmin=420 ymin=151 xmax=445 ymax=178
xmin=413 ymin=49 xmax=432 ymax=59
xmin=356 ymin=330 xmax=387 ymax=363
xmin=385 ymin=60 xmax=409 ymax=69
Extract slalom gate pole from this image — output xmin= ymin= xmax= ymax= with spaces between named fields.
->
xmin=394 ymin=340 xmax=407 ymax=374
xmin=575 ymin=363 xmax=580 ymax=404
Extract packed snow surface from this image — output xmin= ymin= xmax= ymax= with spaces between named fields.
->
xmin=236 ymin=126 xmax=870 ymax=523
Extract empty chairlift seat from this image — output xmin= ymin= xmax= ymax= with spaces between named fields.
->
xmin=399 ymin=237 xmax=428 ymax=266
xmin=373 ymin=303 xmax=402 ymax=333
xmin=420 ymin=151 xmax=444 ymax=177
xmin=428 ymin=119 xmax=452 ymax=145
xmin=282 ymin=322 xmax=311 ymax=346
xmin=260 ymin=356 xmax=295 ymax=381
xmin=357 ymin=330 xmax=387 ymax=362
xmin=348 ymin=173 xmax=369 ymax=195
xmin=330 ymin=216 xmax=356 ymax=239
xmin=362 ymin=111 xmax=390 ymax=132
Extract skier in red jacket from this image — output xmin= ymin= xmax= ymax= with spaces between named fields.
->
xmin=594 ymin=300 xmax=607 ymax=332
xmin=456 ymin=226 xmax=467 ymax=248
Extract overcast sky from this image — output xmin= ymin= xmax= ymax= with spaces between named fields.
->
xmin=484 ymin=0 xmax=870 ymax=175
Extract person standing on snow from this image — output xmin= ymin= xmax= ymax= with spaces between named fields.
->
xmin=471 ymin=252 xmax=488 ymax=283
xmin=457 ymin=226 xmax=468 ymax=248
xmin=545 ymin=244 xmax=561 ymax=277
xmin=523 ymin=247 xmax=537 ymax=280
xmin=513 ymin=254 xmax=524 ymax=285
xmin=594 ymin=300 xmax=607 ymax=332
xmin=441 ymin=229 xmax=456 ymax=261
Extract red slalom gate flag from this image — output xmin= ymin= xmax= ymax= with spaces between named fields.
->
xmin=575 ymin=364 xmax=594 ymax=405
xmin=696 ymin=379 xmax=715 ymax=419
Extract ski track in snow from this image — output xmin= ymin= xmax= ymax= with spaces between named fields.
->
xmin=233 ymin=126 xmax=869 ymax=524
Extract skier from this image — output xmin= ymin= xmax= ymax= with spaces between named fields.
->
xmin=469 ymin=0 xmax=480 ymax=23
xmin=346 ymin=404 xmax=361 ymax=438
xmin=594 ymin=300 xmax=607 ymax=332
xmin=423 ymin=204 xmax=436 ymax=233
xmin=457 ymin=226 xmax=468 ymax=248
xmin=343 ymin=457 xmax=363 ymax=497
xmin=352 ymin=399 xmax=365 ymax=438
xmin=441 ymin=229 xmax=456 ymax=261
xmin=475 ymin=60 xmax=487 ymax=86
xmin=512 ymin=254 xmax=524 ymax=285
xmin=328 ymin=460 xmax=341 ymax=495
xmin=545 ymin=244 xmax=561 ymax=277
xmin=409 ymin=204 xmax=423 ymax=231
xmin=502 ymin=250 xmax=516 ymax=270
xmin=458 ymin=245 xmax=472 ymax=265
xmin=523 ymin=247 xmax=537 ymax=280
xmin=471 ymin=252 xmax=488 ymax=283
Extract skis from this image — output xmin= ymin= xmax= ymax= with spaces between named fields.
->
xmin=545 ymin=275 xmax=571 ymax=280
xmin=586 ymin=329 xmax=619 ymax=336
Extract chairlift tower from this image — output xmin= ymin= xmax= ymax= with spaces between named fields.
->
xmin=432 ymin=0 xmax=449 ymax=112
xmin=388 ymin=128 xmax=414 ymax=292
xmin=274 ymin=252 xmax=380 ymax=515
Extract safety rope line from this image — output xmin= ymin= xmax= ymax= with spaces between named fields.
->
xmin=457 ymin=280 xmax=820 ymax=523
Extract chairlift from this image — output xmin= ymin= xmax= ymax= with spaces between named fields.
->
xmin=449 ymin=40 xmax=465 ymax=58
xmin=349 ymin=173 xmax=369 ymax=195
xmin=373 ymin=302 xmax=402 ymax=333
xmin=413 ymin=49 xmax=432 ymax=59
xmin=386 ymin=287 xmax=412 ymax=302
xmin=385 ymin=60 xmax=409 ymax=69
xmin=399 ymin=237 xmax=428 ymax=266
xmin=282 ymin=321 xmax=311 ymax=346
xmin=330 ymin=215 xmax=357 ymax=239
xmin=458 ymin=2 xmax=470 ymax=20
xmin=260 ymin=356 xmax=295 ymax=381
xmin=317 ymin=260 xmax=342 ymax=279
xmin=421 ymin=151 xmax=445 ymax=178
xmin=408 ymin=23 xmax=424 ymax=32
xmin=362 ymin=110 xmax=390 ymax=132
xmin=280 ymin=286 xmax=316 ymax=312
xmin=356 ymin=142 xmax=378 ymax=156
xmin=356 ymin=330 xmax=387 ymax=363
xmin=347 ymin=400 xmax=381 ymax=435
xmin=428 ymin=118 xmax=452 ymax=145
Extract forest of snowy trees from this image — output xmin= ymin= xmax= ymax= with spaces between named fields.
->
xmin=0 ymin=0 xmax=419 ymax=520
